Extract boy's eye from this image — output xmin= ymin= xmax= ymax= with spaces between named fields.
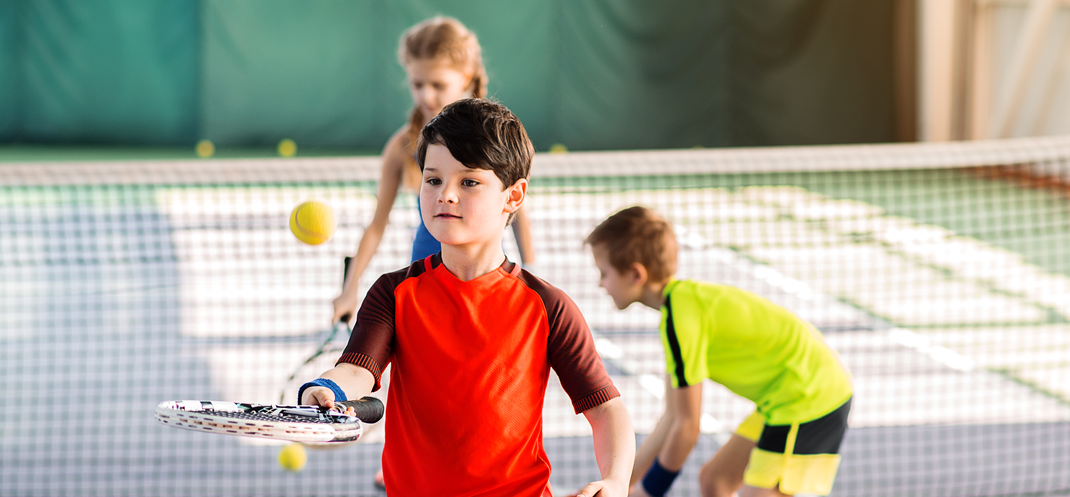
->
xmin=462 ymin=179 xmax=479 ymax=187
xmin=425 ymin=178 xmax=441 ymax=186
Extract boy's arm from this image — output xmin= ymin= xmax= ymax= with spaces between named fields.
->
xmin=658 ymin=382 xmax=703 ymax=468
xmin=300 ymin=362 xmax=376 ymax=409
xmin=630 ymin=376 xmax=676 ymax=489
xmin=631 ymin=381 xmax=703 ymax=497
xmin=573 ymin=397 xmax=635 ymax=497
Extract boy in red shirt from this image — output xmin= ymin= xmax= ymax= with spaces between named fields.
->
xmin=300 ymin=98 xmax=634 ymax=496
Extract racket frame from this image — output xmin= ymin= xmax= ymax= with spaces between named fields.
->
xmin=155 ymin=400 xmax=365 ymax=443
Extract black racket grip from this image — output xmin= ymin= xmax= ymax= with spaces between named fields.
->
xmin=339 ymin=256 xmax=355 ymax=323
xmin=337 ymin=396 xmax=384 ymax=423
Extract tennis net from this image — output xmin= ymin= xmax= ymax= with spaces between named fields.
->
xmin=2 ymin=135 xmax=1069 ymax=496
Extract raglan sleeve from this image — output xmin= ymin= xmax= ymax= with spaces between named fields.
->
xmin=336 ymin=273 xmax=397 ymax=391
xmin=543 ymin=286 xmax=620 ymax=414
xmin=662 ymin=291 xmax=710 ymax=389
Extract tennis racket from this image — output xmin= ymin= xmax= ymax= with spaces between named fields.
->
xmin=155 ymin=396 xmax=384 ymax=443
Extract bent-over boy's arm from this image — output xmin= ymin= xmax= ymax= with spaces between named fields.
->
xmin=299 ymin=362 xmax=376 ymax=409
xmin=574 ymin=397 xmax=635 ymax=497
xmin=630 ymin=376 xmax=676 ymax=489
xmin=631 ymin=381 xmax=703 ymax=496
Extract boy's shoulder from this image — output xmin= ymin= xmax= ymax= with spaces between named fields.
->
xmin=663 ymin=279 xmax=764 ymax=316
xmin=513 ymin=267 xmax=579 ymax=310
xmin=371 ymin=256 xmax=573 ymax=305
xmin=667 ymin=278 xmax=754 ymax=302
xmin=664 ymin=278 xmax=719 ymax=304
xmin=665 ymin=278 xmax=807 ymax=330
xmin=373 ymin=256 xmax=432 ymax=286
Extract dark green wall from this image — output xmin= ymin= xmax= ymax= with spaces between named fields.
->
xmin=17 ymin=0 xmax=200 ymax=144
xmin=0 ymin=0 xmax=896 ymax=151
xmin=0 ymin=0 xmax=19 ymax=138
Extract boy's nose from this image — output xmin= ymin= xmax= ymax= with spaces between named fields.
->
xmin=437 ymin=185 xmax=458 ymax=204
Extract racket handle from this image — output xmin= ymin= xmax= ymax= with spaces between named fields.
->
xmin=339 ymin=256 xmax=355 ymax=324
xmin=337 ymin=396 xmax=384 ymax=424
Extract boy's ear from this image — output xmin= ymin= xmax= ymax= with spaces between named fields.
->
xmin=504 ymin=178 xmax=527 ymax=214
xmin=629 ymin=262 xmax=649 ymax=286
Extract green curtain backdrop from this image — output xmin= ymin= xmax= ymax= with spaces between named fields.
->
xmin=0 ymin=0 xmax=19 ymax=138
xmin=16 ymin=0 xmax=200 ymax=145
xmin=0 ymin=0 xmax=895 ymax=151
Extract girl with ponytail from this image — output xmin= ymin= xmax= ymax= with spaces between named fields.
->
xmin=333 ymin=17 xmax=536 ymax=324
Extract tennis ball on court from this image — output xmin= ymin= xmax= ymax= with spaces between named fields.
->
xmin=290 ymin=201 xmax=336 ymax=245
xmin=549 ymin=143 xmax=568 ymax=154
xmin=278 ymin=442 xmax=307 ymax=472
xmin=278 ymin=138 xmax=297 ymax=158
xmin=196 ymin=139 xmax=215 ymax=158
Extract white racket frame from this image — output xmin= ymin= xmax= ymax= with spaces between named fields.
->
xmin=155 ymin=400 xmax=363 ymax=443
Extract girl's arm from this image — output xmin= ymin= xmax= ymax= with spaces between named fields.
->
xmin=332 ymin=130 xmax=409 ymax=323
xmin=510 ymin=205 xmax=536 ymax=267
xmin=574 ymin=397 xmax=635 ymax=497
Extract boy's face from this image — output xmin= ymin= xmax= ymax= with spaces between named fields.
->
xmin=420 ymin=144 xmax=525 ymax=249
xmin=591 ymin=244 xmax=644 ymax=310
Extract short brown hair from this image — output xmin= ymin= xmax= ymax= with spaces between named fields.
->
xmin=586 ymin=206 xmax=678 ymax=284
xmin=416 ymin=98 xmax=534 ymax=224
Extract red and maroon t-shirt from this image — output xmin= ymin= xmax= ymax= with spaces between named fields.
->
xmin=337 ymin=254 xmax=619 ymax=497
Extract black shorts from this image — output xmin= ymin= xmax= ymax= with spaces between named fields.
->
xmin=742 ymin=398 xmax=852 ymax=495
xmin=757 ymin=397 xmax=852 ymax=455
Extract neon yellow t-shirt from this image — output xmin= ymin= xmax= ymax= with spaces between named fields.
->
xmin=660 ymin=279 xmax=852 ymax=425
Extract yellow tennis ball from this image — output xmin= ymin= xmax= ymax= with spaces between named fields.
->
xmin=278 ymin=139 xmax=297 ymax=158
xmin=278 ymin=443 xmax=307 ymax=472
xmin=195 ymin=139 xmax=215 ymax=158
xmin=290 ymin=201 xmax=336 ymax=246
xmin=549 ymin=143 xmax=568 ymax=154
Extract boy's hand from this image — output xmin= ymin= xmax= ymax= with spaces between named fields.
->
xmin=570 ymin=479 xmax=628 ymax=497
xmin=301 ymin=386 xmax=336 ymax=409
xmin=301 ymin=386 xmax=357 ymax=415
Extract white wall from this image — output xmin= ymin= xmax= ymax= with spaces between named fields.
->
xmin=986 ymin=4 xmax=1070 ymax=137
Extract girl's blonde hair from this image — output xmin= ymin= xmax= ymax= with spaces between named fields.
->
xmin=399 ymin=17 xmax=488 ymax=190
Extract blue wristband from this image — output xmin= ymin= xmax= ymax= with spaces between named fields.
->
xmin=641 ymin=458 xmax=680 ymax=497
xmin=297 ymin=378 xmax=348 ymax=404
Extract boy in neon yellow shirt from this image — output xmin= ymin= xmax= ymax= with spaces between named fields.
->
xmin=586 ymin=206 xmax=852 ymax=497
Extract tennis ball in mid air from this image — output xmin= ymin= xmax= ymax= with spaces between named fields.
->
xmin=290 ymin=201 xmax=336 ymax=245
xmin=549 ymin=143 xmax=568 ymax=154
xmin=278 ymin=442 xmax=307 ymax=472
xmin=278 ymin=139 xmax=297 ymax=157
xmin=196 ymin=139 xmax=215 ymax=158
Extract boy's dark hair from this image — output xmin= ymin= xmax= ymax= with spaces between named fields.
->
xmin=586 ymin=206 xmax=678 ymax=284
xmin=416 ymin=98 xmax=534 ymax=225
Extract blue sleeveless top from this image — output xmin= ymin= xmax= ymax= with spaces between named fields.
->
xmin=411 ymin=195 xmax=440 ymax=262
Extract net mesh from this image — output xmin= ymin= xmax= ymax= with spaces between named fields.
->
xmin=2 ymin=135 xmax=1069 ymax=497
